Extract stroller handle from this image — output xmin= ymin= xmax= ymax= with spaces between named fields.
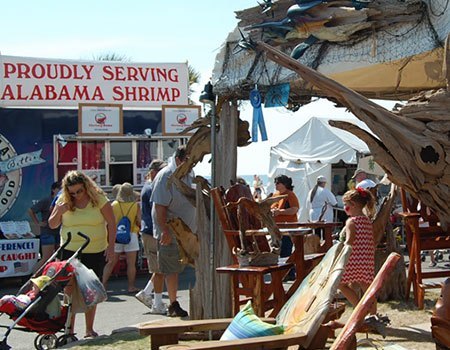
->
xmin=77 ymin=232 xmax=91 ymax=252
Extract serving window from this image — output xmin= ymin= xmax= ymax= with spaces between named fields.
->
xmin=54 ymin=136 xmax=185 ymax=188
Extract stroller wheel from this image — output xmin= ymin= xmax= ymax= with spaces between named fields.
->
xmin=34 ymin=334 xmax=57 ymax=350
xmin=56 ymin=334 xmax=78 ymax=347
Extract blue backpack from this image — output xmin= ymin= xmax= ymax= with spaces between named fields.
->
xmin=115 ymin=203 xmax=134 ymax=244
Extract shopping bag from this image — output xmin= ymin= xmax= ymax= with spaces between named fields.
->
xmin=70 ymin=258 xmax=106 ymax=312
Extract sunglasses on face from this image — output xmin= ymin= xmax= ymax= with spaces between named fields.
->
xmin=69 ymin=188 xmax=84 ymax=197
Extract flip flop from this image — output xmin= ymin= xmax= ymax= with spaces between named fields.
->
xmin=128 ymin=288 xmax=140 ymax=294
xmin=84 ymin=331 xmax=99 ymax=339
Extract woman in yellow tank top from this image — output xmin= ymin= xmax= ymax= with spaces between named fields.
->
xmin=102 ymin=182 xmax=141 ymax=293
xmin=49 ymin=170 xmax=115 ymax=339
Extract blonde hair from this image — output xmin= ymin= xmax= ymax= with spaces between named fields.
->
xmin=115 ymin=182 xmax=136 ymax=202
xmin=60 ymin=170 xmax=105 ymax=211
xmin=343 ymin=188 xmax=376 ymax=219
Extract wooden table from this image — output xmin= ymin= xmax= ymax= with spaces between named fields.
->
xmin=247 ymin=222 xmax=341 ymax=298
xmin=216 ymin=262 xmax=293 ymax=317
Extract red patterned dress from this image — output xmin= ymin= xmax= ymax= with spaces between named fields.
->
xmin=341 ymin=215 xmax=375 ymax=285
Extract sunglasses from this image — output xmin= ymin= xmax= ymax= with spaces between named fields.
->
xmin=69 ymin=188 xmax=84 ymax=197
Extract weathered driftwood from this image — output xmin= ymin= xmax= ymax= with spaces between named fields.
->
xmin=189 ymin=179 xmax=212 ymax=320
xmin=255 ymin=39 xmax=450 ymax=229
xmin=372 ymin=184 xmax=397 ymax=245
xmin=226 ymin=195 xmax=284 ymax=253
xmin=167 ymin=217 xmax=199 ymax=267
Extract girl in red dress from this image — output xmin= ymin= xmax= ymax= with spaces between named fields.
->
xmin=339 ymin=187 xmax=376 ymax=313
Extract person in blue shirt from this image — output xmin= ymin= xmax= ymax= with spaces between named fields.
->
xmin=135 ymin=159 xmax=167 ymax=314
xmin=29 ymin=182 xmax=61 ymax=270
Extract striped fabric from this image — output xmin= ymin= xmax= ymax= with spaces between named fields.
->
xmin=220 ymin=301 xmax=284 ymax=340
xmin=341 ymin=215 xmax=375 ymax=285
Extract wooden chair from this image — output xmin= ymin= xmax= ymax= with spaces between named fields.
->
xmin=138 ymin=243 xmax=350 ymax=350
xmin=211 ymin=185 xmax=293 ymax=317
xmin=399 ymin=188 xmax=450 ymax=309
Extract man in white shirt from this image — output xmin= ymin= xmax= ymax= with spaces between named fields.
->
xmin=308 ymin=175 xmax=337 ymax=222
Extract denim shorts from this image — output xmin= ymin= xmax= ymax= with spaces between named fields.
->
xmin=40 ymin=233 xmax=60 ymax=246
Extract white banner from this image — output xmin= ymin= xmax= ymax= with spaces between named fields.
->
xmin=0 ymin=55 xmax=189 ymax=108
xmin=0 ymin=238 xmax=39 ymax=277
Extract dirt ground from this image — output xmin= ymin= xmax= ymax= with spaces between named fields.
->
xmin=325 ymin=289 xmax=441 ymax=350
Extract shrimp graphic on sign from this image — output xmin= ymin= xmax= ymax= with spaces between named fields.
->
xmin=95 ymin=113 xmax=107 ymax=126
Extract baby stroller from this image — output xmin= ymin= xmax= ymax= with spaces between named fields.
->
xmin=0 ymin=232 xmax=90 ymax=350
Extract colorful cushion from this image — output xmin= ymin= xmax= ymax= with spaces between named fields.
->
xmin=220 ymin=301 xmax=284 ymax=340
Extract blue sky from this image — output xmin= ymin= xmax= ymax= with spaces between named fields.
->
xmin=1 ymin=1 xmax=395 ymax=176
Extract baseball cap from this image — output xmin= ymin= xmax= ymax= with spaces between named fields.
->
xmin=317 ymin=175 xmax=327 ymax=183
xmin=149 ymin=159 xmax=167 ymax=171
xmin=351 ymin=168 xmax=366 ymax=179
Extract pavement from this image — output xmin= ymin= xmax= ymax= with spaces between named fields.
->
xmin=0 ymin=266 xmax=195 ymax=350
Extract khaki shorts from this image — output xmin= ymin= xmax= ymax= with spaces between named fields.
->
xmin=141 ymin=234 xmax=160 ymax=273
xmin=158 ymin=241 xmax=185 ymax=275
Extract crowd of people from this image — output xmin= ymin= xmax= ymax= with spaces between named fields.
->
xmin=24 ymin=145 xmax=194 ymax=339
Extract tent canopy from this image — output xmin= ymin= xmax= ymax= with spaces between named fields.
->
xmin=268 ymin=116 xmax=372 ymax=221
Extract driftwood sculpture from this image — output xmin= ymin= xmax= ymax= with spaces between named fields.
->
xmin=254 ymin=38 xmax=450 ymax=229
xmin=167 ymin=217 xmax=199 ymax=266
xmin=226 ymin=195 xmax=285 ymax=266
xmin=168 ymin=112 xmax=252 ymax=211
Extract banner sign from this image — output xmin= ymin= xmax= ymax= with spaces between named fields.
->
xmin=0 ymin=238 xmax=39 ymax=277
xmin=79 ymin=103 xmax=123 ymax=135
xmin=0 ymin=149 xmax=45 ymax=173
xmin=0 ymin=55 xmax=189 ymax=108
xmin=162 ymin=105 xmax=200 ymax=136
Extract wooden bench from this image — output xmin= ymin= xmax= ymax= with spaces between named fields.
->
xmin=138 ymin=302 xmax=346 ymax=350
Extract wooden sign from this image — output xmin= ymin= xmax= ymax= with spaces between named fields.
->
xmin=162 ymin=105 xmax=200 ymax=136
xmin=78 ymin=103 xmax=123 ymax=136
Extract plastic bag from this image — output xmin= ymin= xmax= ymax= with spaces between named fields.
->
xmin=70 ymin=258 xmax=107 ymax=312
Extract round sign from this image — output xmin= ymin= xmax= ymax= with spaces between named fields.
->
xmin=0 ymin=134 xmax=22 ymax=218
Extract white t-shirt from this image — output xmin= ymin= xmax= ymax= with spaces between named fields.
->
xmin=308 ymin=186 xmax=338 ymax=222
xmin=356 ymin=179 xmax=377 ymax=190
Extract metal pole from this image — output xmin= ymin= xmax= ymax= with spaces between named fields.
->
xmin=209 ymin=103 xmax=217 ymax=334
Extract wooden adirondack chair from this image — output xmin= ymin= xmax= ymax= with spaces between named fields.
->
xmin=399 ymin=188 xmax=450 ymax=309
xmin=210 ymin=185 xmax=294 ymax=317
xmin=138 ymin=243 xmax=350 ymax=350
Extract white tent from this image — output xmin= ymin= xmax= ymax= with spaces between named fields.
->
xmin=268 ymin=116 xmax=372 ymax=221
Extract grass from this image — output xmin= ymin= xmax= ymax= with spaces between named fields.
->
xmin=68 ymin=290 xmax=441 ymax=349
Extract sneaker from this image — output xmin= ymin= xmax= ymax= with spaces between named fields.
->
xmin=135 ymin=290 xmax=152 ymax=309
xmin=150 ymin=303 xmax=168 ymax=315
xmin=167 ymin=301 xmax=188 ymax=317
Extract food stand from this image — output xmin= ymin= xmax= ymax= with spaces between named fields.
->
xmin=0 ymin=55 xmax=193 ymax=278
